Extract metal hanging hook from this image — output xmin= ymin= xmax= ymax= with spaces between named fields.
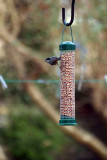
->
xmin=62 ymin=0 xmax=75 ymax=26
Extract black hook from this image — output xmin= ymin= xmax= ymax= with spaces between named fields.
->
xmin=62 ymin=0 xmax=75 ymax=26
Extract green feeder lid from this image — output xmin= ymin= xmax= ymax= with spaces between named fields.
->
xmin=59 ymin=41 xmax=76 ymax=51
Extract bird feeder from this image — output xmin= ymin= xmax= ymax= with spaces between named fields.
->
xmin=59 ymin=42 xmax=77 ymax=125
xmin=58 ymin=0 xmax=77 ymax=125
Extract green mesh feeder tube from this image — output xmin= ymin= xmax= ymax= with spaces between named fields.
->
xmin=59 ymin=41 xmax=77 ymax=125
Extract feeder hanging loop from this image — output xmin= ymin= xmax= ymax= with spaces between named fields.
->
xmin=62 ymin=0 xmax=75 ymax=26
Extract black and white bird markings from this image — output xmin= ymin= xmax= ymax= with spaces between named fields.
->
xmin=45 ymin=56 xmax=61 ymax=68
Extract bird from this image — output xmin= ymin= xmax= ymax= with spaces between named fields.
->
xmin=45 ymin=56 xmax=61 ymax=67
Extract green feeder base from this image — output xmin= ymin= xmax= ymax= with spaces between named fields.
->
xmin=58 ymin=119 xmax=78 ymax=126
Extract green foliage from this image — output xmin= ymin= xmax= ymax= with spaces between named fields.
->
xmin=1 ymin=112 xmax=66 ymax=160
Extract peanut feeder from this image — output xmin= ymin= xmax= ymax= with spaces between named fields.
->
xmin=59 ymin=41 xmax=77 ymax=125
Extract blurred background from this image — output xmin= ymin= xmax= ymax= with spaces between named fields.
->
xmin=0 ymin=0 xmax=107 ymax=160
